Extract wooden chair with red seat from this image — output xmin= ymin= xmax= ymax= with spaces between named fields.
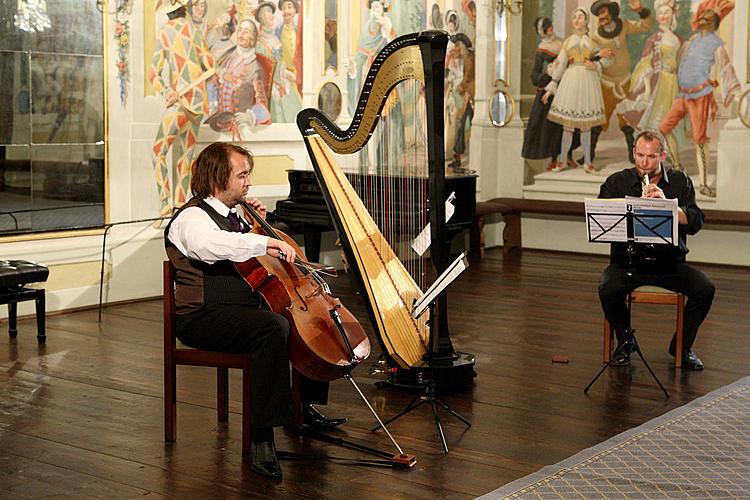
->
xmin=603 ymin=286 xmax=685 ymax=368
xmin=163 ymin=261 xmax=253 ymax=454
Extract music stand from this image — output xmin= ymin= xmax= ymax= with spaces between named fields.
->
xmin=583 ymin=197 xmax=678 ymax=398
xmin=372 ymin=254 xmax=472 ymax=454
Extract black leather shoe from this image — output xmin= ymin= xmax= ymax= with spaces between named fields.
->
xmin=303 ymin=404 xmax=348 ymax=430
xmin=681 ymin=350 xmax=704 ymax=370
xmin=250 ymin=440 xmax=282 ymax=479
xmin=610 ymin=341 xmax=634 ymax=366
xmin=668 ymin=337 xmax=704 ymax=370
xmin=610 ymin=349 xmax=630 ymax=366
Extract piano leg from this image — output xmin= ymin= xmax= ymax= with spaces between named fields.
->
xmin=303 ymin=227 xmax=323 ymax=264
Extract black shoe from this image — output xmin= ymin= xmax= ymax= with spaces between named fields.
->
xmin=680 ymin=350 xmax=704 ymax=370
xmin=303 ymin=404 xmax=348 ymax=430
xmin=668 ymin=337 xmax=704 ymax=370
xmin=250 ymin=439 xmax=282 ymax=479
xmin=610 ymin=340 xmax=634 ymax=366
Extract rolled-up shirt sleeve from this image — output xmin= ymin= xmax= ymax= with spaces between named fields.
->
xmin=167 ymin=206 xmax=269 ymax=264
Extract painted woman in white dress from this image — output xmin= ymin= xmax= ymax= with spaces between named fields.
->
xmin=618 ymin=0 xmax=681 ymax=134
xmin=543 ymin=8 xmax=610 ymax=174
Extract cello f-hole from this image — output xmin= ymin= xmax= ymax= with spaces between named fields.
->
xmin=294 ymin=286 xmax=309 ymax=311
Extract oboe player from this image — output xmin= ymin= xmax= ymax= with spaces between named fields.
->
xmin=596 ymin=130 xmax=714 ymax=370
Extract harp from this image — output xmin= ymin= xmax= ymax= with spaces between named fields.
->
xmin=296 ymin=31 xmax=473 ymax=379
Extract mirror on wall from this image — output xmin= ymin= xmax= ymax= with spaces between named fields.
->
xmin=489 ymin=90 xmax=514 ymax=127
xmin=494 ymin=0 xmax=509 ymax=86
xmin=317 ymin=82 xmax=342 ymax=121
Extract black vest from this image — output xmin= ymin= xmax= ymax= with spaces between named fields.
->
xmin=165 ymin=197 xmax=260 ymax=314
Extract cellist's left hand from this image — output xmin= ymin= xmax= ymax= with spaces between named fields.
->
xmin=245 ymin=197 xmax=267 ymax=219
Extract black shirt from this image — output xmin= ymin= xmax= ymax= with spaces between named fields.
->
xmin=598 ymin=164 xmax=704 ymax=265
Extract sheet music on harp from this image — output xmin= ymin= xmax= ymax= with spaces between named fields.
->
xmin=411 ymin=192 xmax=456 ymax=256
xmin=412 ymin=252 xmax=469 ymax=319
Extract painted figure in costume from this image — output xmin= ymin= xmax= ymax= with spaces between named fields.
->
xmin=271 ymin=0 xmax=302 ymax=123
xmin=521 ymin=17 xmax=579 ymax=172
xmin=618 ymin=0 xmax=681 ymax=134
xmin=204 ymin=5 xmax=238 ymax=62
xmin=255 ymin=1 xmax=303 ymax=123
xmin=206 ymin=19 xmax=272 ymax=133
xmin=149 ymin=0 xmax=215 ymax=218
xmin=276 ymin=0 xmax=303 ymax=97
xmin=590 ymin=0 xmax=653 ymax=164
xmin=448 ymin=33 xmax=475 ymax=170
xmin=348 ymin=0 xmax=395 ymax=118
xmin=347 ymin=0 xmax=397 ymax=169
xmin=443 ymin=11 xmax=461 ymax=157
xmin=659 ymin=0 xmax=740 ymax=197
xmin=543 ymin=8 xmax=610 ymax=174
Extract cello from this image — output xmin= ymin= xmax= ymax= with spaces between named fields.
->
xmin=233 ymin=199 xmax=370 ymax=382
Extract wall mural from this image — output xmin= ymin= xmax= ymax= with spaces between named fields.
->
xmin=345 ymin=0 xmax=477 ymax=171
xmin=324 ymin=0 xmax=337 ymax=72
xmin=147 ymin=0 xmax=303 ymax=216
xmin=523 ymin=0 xmax=741 ymax=199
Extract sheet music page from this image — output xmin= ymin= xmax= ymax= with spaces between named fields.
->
xmin=411 ymin=192 xmax=457 ymax=256
xmin=585 ymin=198 xmax=628 ymax=243
xmin=412 ymin=252 xmax=468 ymax=319
xmin=625 ymin=196 xmax=678 ymax=245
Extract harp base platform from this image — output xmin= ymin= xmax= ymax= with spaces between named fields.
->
xmin=377 ymin=351 xmax=476 ymax=395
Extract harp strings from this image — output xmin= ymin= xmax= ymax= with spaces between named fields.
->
xmin=338 ymin=79 xmax=429 ymax=292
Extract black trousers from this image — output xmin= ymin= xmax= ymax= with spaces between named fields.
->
xmin=598 ymin=261 xmax=715 ymax=352
xmin=176 ymin=304 xmax=329 ymax=429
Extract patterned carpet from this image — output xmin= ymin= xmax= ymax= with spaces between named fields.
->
xmin=481 ymin=376 xmax=750 ymax=499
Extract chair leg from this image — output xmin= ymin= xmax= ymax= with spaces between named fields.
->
xmin=242 ymin=360 xmax=253 ymax=455
xmin=603 ymin=318 xmax=613 ymax=363
xmin=35 ymin=290 xmax=46 ymax=343
xmin=218 ymin=367 xmax=229 ymax=423
xmin=675 ymin=295 xmax=685 ymax=368
xmin=290 ymin=368 xmax=305 ymax=432
xmin=8 ymin=302 xmax=17 ymax=338
xmin=165 ymin=362 xmax=177 ymax=443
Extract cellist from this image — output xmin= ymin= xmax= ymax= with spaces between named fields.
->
xmin=164 ymin=142 xmax=346 ymax=479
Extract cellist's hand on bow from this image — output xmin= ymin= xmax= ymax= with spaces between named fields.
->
xmin=245 ymin=197 xmax=267 ymax=219
xmin=267 ymin=238 xmax=296 ymax=263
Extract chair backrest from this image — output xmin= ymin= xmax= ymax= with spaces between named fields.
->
xmin=163 ymin=260 xmax=249 ymax=368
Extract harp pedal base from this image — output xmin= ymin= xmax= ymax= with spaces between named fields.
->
xmin=378 ymin=351 xmax=477 ymax=395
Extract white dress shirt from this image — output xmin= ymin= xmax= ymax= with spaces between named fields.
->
xmin=167 ymin=196 xmax=269 ymax=265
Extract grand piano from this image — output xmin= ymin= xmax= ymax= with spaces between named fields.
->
xmin=271 ymin=169 xmax=477 ymax=264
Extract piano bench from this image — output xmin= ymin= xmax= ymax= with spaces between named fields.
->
xmin=0 ymin=260 xmax=49 ymax=343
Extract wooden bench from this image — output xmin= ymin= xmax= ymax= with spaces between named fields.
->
xmin=470 ymin=197 xmax=750 ymax=260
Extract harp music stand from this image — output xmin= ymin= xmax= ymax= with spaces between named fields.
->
xmin=372 ymin=254 xmax=472 ymax=454
xmin=583 ymin=197 xmax=678 ymax=398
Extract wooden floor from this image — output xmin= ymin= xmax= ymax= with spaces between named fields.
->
xmin=2 ymin=248 xmax=749 ymax=498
